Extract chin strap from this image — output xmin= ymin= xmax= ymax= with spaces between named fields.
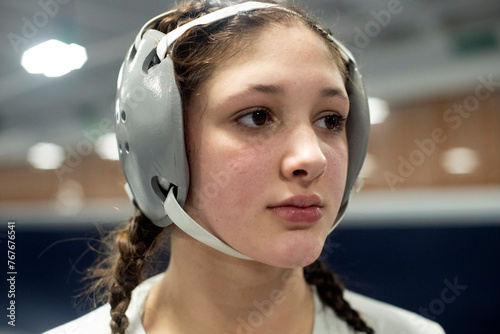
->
xmin=329 ymin=197 xmax=350 ymax=234
xmin=163 ymin=187 xmax=252 ymax=260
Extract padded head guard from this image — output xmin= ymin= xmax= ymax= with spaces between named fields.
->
xmin=115 ymin=2 xmax=370 ymax=259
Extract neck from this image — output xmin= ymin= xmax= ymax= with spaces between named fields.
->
xmin=143 ymin=227 xmax=315 ymax=334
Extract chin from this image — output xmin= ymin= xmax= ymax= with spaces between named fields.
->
xmin=259 ymin=231 xmax=326 ymax=268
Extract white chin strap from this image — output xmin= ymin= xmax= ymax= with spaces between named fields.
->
xmin=163 ymin=187 xmax=252 ymax=260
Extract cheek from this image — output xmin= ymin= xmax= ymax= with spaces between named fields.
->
xmin=323 ymin=139 xmax=349 ymax=195
xmin=215 ymin=145 xmax=273 ymax=212
xmin=185 ymin=131 xmax=272 ymax=221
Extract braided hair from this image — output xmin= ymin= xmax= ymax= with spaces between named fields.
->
xmin=305 ymin=260 xmax=374 ymax=333
xmin=106 ymin=212 xmax=163 ymax=333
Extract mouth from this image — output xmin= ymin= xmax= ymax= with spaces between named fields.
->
xmin=268 ymin=195 xmax=324 ymax=223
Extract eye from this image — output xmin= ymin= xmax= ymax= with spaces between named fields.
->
xmin=315 ymin=113 xmax=346 ymax=132
xmin=237 ymin=109 xmax=272 ymax=127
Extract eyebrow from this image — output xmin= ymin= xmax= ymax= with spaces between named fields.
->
xmin=320 ymin=87 xmax=349 ymax=102
xmin=222 ymin=84 xmax=283 ymax=104
xmin=250 ymin=84 xmax=285 ymax=95
xmin=225 ymin=84 xmax=348 ymax=103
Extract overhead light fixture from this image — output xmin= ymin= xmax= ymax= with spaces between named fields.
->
xmin=56 ymin=179 xmax=84 ymax=216
xmin=359 ymin=153 xmax=378 ymax=178
xmin=27 ymin=142 xmax=65 ymax=170
xmin=368 ymin=97 xmax=390 ymax=124
xmin=21 ymin=39 xmax=87 ymax=77
xmin=95 ymin=133 xmax=119 ymax=161
xmin=440 ymin=147 xmax=480 ymax=174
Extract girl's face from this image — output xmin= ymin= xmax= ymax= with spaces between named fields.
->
xmin=183 ymin=24 xmax=349 ymax=268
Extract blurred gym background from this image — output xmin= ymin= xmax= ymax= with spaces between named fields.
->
xmin=1 ymin=0 xmax=499 ymax=333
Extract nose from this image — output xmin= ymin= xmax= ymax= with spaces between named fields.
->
xmin=281 ymin=125 xmax=327 ymax=184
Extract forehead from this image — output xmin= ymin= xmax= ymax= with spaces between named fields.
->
xmin=235 ymin=23 xmax=335 ymax=66
xmin=201 ymin=23 xmax=344 ymax=93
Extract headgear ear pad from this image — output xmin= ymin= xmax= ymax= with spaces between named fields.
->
xmin=115 ymin=2 xmax=370 ymax=232
xmin=116 ymin=28 xmax=188 ymax=227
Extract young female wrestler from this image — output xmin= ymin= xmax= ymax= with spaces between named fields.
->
xmin=46 ymin=1 xmax=445 ymax=333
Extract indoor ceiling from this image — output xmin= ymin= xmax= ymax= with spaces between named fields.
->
xmin=1 ymin=0 xmax=500 ymax=164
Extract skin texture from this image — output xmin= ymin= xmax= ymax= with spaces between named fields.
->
xmin=183 ymin=23 xmax=349 ymax=268
xmin=143 ymin=23 xmax=349 ymax=334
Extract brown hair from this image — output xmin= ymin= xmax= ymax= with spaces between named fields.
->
xmin=158 ymin=0 xmax=347 ymax=104
xmin=86 ymin=1 xmax=373 ymax=333
xmin=84 ymin=210 xmax=166 ymax=333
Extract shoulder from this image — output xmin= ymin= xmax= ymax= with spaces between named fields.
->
xmin=313 ymin=288 xmax=445 ymax=334
xmin=43 ymin=274 xmax=164 ymax=334
xmin=344 ymin=290 xmax=446 ymax=334
xmin=42 ymin=304 xmax=111 ymax=334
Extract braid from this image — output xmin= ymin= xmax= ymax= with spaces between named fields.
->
xmin=108 ymin=212 xmax=164 ymax=334
xmin=305 ymin=260 xmax=374 ymax=334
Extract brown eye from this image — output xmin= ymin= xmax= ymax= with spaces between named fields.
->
xmin=238 ymin=109 xmax=271 ymax=127
xmin=315 ymin=113 xmax=346 ymax=132
xmin=324 ymin=115 xmax=339 ymax=130
xmin=251 ymin=111 xmax=268 ymax=126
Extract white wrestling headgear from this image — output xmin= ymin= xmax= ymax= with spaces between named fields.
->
xmin=115 ymin=1 xmax=370 ymax=260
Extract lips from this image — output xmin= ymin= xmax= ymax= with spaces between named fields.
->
xmin=268 ymin=195 xmax=323 ymax=223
